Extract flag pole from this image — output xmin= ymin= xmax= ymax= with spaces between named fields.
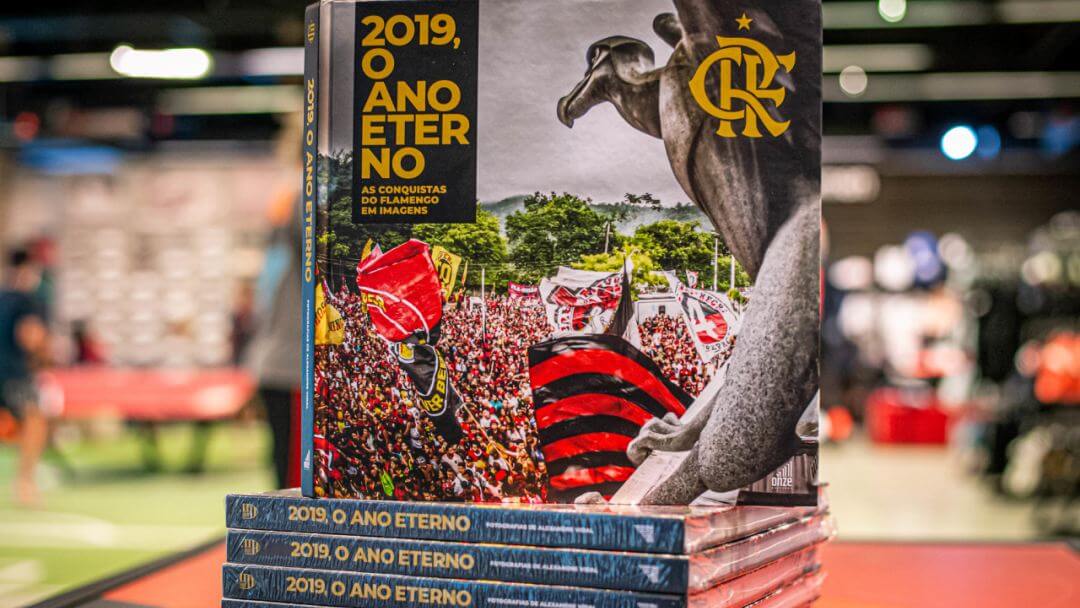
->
xmin=730 ymin=254 xmax=736 ymax=291
xmin=480 ymin=265 xmax=487 ymax=345
xmin=712 ymin=234 xmax=719 ymax=291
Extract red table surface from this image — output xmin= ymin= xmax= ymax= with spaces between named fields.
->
xmin=87 ymin=540 xmax=1079 ymax=608
xmin=42 ymin=368 xmax=255 ymax=421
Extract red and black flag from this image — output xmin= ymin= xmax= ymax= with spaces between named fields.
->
xmin=395 ymin=341 xmax=465 ymax=446
xmin=356 ymin=239 xmax=465 ymax=445
xmin=527 ymin=334 xmax=692 ymax=502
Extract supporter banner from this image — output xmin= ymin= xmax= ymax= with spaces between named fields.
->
xmin=539 ymin=267 xmax=623 ymax=335
xmin=507 ymin=281 xmax=539 ymax=298
xmin=396 ymin=342 xmax=465 ymax=445
xmin=314 ymin=279 xmax=345 ymax=346
xmin=666 ymin=274 xmax=739 ymax=363
xmin=686 ymin=270 xmax=698 ymax=288
xmin=458 ymin=260 xmax=469 ymax=296
xmin=355 ymin=239 xmax=444 ymax=343
xmin=528 ymin=334 xmax=692 ymax=502
xmin=312 ymin=434 xmax=342 ymax=473
xmin=360 ymin=238 xmax=382 ymax=263
xmin=430 ymin=245 xmax=463 ymax=300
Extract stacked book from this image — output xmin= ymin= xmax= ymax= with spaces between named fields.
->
xmin=221 ymin=490 xmax=833 ymax=608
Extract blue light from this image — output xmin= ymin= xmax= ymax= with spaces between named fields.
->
xmin=941 ymin=125 xmax=978 ymax=160
xmin=976 ymin=125 xmax=1001 ymax=159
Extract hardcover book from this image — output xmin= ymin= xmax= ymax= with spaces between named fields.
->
xmin=226 ymin=489 xmax=826 ymax=553
xmin=302 ymin=0 xmax=822 ymax=506
xmin=226 ymin=516 xmax=830 ymax=593
xmin=222 ymin=553 xmax=824 ymax=608
xmin=221 ymin=550 xmax=819 ymax=608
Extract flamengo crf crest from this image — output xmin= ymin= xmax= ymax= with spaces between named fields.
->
xmin=689 ymin=15 xmax=796 ymax=139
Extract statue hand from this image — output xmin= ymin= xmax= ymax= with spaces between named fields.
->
xmin=627 ymin=412 xmax=701 ymax=465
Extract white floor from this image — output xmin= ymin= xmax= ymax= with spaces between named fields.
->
xmin=821 ymin=438 xmax=1041 ymax=541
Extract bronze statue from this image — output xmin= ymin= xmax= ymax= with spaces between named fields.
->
xmin=558 ymin=0 xmax=821 ymax=504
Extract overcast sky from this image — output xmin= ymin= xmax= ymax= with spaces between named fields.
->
xmin=476 ymin=0 xmax=686 ymax=205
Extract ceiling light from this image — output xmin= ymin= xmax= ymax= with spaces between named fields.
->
xmin=839 ymin=66 xmax=868 ymax=97
xmin=941 ymin=126 xmax=978 ymax=160
xmin=109 ymin=45 xmax=212 ymax=79
xmin=878 ymin=0 xmax=907 ymax=22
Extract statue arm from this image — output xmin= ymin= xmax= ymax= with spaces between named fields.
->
xmin=626 ymin=365 xmax=726 ymax=464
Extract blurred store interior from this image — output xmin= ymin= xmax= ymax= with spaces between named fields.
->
xmin=0 ymin=0 xmax=1078 ymax=604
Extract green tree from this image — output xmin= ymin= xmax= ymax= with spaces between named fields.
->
xmin=414 ymin=209 xmax=508 ymax=291
xmin=505 ymin=192 xmax=616 ymax=282
xmin=630 ymin=219 xmax=751 ymax=291
xmin=632 ymin=220 xmax=717 ymax=272
xmin=317 ymin=152 xmax=412 ymax=290
xmin=573 ymin=244 xmax=666 ymax=295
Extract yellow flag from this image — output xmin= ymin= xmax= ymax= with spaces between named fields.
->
xmin=314 ymin=281 xmax=345 ymax=345
xmin=430 ymin=245 xmax=462 ymax=300
xmin=361 ymin=239 xmax=374 ymax=261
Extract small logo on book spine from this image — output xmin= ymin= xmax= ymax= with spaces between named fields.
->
xmin=633 ymin=524 xmax=655 ymax=544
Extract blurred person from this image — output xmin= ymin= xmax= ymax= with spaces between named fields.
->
xmin=231 ymin=281 xmax=256 ymax=366
xmin=245 ymin=114 xmax=302 ymax=489
xmin=0 ymin=248 xmax=49 ymax=506
xmin=71 ymin=320 xmax=107 ymax=365
xmin=246 ymin=194 xmax=302 ymax=488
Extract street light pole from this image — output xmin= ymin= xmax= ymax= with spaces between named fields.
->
xmin=712 ymin=234 xmax=719 ymax=291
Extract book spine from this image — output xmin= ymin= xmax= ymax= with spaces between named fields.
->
xmin=225 ymin=495 xmax=686 ymax=554
xmin=299 ymin=1 xmax=320 ymax=497
xmin=222 ymin=564 xmax=686 ymax=608
xmin=227 ymin=529 xmax=689 ymax=594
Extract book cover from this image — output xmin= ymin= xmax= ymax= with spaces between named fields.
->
xmin=303 ymin=0 xmax=822 ymax=507
xmin=222 ymin=564 xmax=685 ymax=608
xmin=221 ymin=549 xmax=818 ymax=608
xmin=226 ymin=489 xmax=826 ymax=553
xmin=225 ymin=516 xmax=829 ymax=594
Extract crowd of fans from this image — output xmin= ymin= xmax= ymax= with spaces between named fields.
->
xmin=314 ymin=293 xmax=551 ymax=502
xmin=639 ymin=312 xmax=727 ymax=397
xmin=313 ymin=289 xmax=730 ymax=502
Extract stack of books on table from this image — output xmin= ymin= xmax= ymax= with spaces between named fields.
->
xmin=221 ymin=489 xmax=834 ymax=608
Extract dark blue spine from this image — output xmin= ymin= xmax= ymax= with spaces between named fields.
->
xmin=226 ymin=494 xmax=686 ymax=554
xmin=227 ymin=529 xmax=690 ymax=594
xmin=222 ymin=564 xmax=686 ymax=608
xmin=299 ymin=2 xmax=320 ymax=497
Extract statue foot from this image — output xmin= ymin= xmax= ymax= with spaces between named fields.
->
xmin=573 ymin=491 xmax=609 ymax=505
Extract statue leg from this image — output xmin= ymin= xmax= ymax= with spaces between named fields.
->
xmin=641 ymin=446 xmax=709 ymax=504
xmin=697 ymin=199 xmax=819 ymax=492
xmin=640 ymin=199 xmax=819 ymax=504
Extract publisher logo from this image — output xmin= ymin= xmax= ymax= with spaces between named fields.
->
xmin=241 ymin=539 xmax=261 ymax=555
xmin=241 ymin=503 xmax=258 ymax=520
xmin=237 ymin=573 xmax=256 ymax=591
xmin=689 ymin=13 xmax=796 ymax=138
xmin=633 ymin=524 xmax=655 ymax=544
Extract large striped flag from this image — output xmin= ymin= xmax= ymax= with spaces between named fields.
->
xmin=528 ymin=334 xmax=692 ymax=502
